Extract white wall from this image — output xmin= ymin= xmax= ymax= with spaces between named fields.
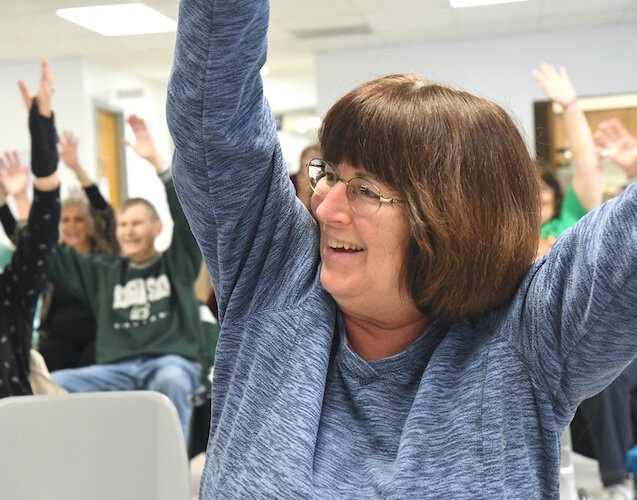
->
xmin=0 ymin=57 xmax=317 ymax=249
xmin=82 ymin=61 xmax=173 ymax=250
xmin=0 ymin=58 xmax=86 ymax=195
xmin=316 ymin=23 xmax=637 ymax=150
xmin=263 ymin=73 xmax=317 ymax=114
xmin=0 ymin=57 xmax=174 ymax=249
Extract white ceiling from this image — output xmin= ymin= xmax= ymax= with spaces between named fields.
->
xmin=2 ymin=0 xmax=637 ymax=83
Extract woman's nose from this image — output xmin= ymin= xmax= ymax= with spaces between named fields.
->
xmin=313 ymin=180 xmax=351 ymax=223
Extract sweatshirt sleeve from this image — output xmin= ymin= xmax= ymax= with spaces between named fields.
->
xmin=0 ymin=203 xmax=17 ymax=243
xmin=506 ymin=181 xmax=637 ymax=425
xmin=84 ymin=183 xmax=109 ymax=210
xmin=167 ymin=0 xmax=319 ymax=325
xmin=4 ymin=187 xmax=60 ymax=319
xmin=84 ymin=184 xmax=119 ymax=254
xmin=162 ymin=170 xmax=202 ymax=283
xmin=49 ymin=245 xmax=100 ymax=309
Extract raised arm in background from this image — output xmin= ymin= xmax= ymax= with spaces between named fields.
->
xmin=594 ymin=118 xmax=637 ymax=178
xmin=125 ymin=114 xmax=201 ymax=277
xmin=167 ymin=0 xmax=315 ymax=325
xmin=0 ymin=151 xmax=31 ymax=243
xmin=59 ymin=130 xmax=93 ymax=187
xmin=125 ymin=114 xmax=167 ymax=173
xmin=0 ymin=60 xmax=60 ymax=398
xmin=59 ymin=130 xmax=118 ymax=253
xmin=533 ymin=63 xmax=602 ymax=211
xmin=18 ymin=64 xmax=59 ymax=194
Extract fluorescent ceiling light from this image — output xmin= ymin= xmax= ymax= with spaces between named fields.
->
xmin=450 ymin=0 xmax=530 ymax=7
xmin=56 ymin=3 xmax=176 ymax=36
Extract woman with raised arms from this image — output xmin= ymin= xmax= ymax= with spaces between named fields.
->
xmin=167 ymin=1 xmax=637 ymax=497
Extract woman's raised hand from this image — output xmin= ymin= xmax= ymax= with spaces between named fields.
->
xmin=594 ymin=119 xmax=637 ymax=177
xmin=17 ymin=60 xmax=54 ymax=118
xmin=532 ymin=63 xmax=577 ymax=109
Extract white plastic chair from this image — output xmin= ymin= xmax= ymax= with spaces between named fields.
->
xmin=0 ymin=391 xmax=190 ymax=500
xmin=560 ymin=427 xmax=590 ymax=500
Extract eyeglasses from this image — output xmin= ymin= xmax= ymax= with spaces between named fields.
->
xmin=307 ymin=158 xmax=407 ymax=216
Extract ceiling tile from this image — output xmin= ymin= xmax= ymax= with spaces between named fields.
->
xmin=0 ymin=0 xmax=634 ymax=85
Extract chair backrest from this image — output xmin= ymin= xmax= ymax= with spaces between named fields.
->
xmin=0 ymin=391 xmax=190 ymax=500
xmin=198 ymin=302 xmax=220 ymax=394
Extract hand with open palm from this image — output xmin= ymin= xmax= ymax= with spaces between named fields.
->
xmin=0 ymin=151 xmax=30 ymax=199
xmin=18 ymin=60 xmax=54 ymax=118
xmin=124 ymin=114 xmax=166 ymax=173
xmin=532 ymin=63 xmax=577 ymax=109
xmin=594 ymin=119 xmax=637 ymax=177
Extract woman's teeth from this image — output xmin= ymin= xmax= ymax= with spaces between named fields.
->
xmin=327 ymin=239 xmax=363 ymax=251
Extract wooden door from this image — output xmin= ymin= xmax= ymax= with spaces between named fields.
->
xmin=96 ymin=109 xmax=126 ymax=209
xmin=535 ymin=96 xmax=637 ymax=167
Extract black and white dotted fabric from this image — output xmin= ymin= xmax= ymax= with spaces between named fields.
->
xmin=0 ymin=188 xmax=60 ymax=398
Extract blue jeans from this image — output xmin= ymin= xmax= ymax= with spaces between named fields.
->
xmin=51 ymin=355 xmax=201 ymax=442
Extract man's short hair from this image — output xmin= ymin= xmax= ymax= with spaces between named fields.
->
xmin=118 ymin=198 xmax=160 ymax=221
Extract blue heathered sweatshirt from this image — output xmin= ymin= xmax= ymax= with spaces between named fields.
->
xmin=167 ymin=1 xmax=637 ymax=497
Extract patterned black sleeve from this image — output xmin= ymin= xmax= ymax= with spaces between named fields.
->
xmin=0 ymin=203 xmax=18 ymax=245
xmin=84 ymin=184 xmax=119 ymax=254
xmin=28 ymin=103 xmax=59 ymax=178
xmin=0 ymin=187 xmax=60 ymax=397
xmin=6 ymin=188 xmax=60 ymax=316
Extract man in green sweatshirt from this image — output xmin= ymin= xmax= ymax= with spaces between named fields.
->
xmin=50 ymin=115 xmax=203 ymax=442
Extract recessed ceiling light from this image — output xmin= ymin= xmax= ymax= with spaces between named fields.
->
xmin=56 ymin=3 xmax=176 ymax=36
xmin=450 ymin=0 xmax=530 ymax=7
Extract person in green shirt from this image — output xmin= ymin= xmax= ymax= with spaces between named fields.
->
xmin=49 ymin=115 xmax=204 ymax=442
xmin=534 ymin=64 xmax=637 ymax=499
xmin=0 ymin=60 xmax=61 ymax=399
xmin=533 ymin=64 xmax=603 ymax=247
xmin=0 ymin=133 xmax=119 ymax=371
xmin=538 ymin=169 xmax=589 ymax=240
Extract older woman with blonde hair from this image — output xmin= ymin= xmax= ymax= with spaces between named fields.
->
xmin=168 ymin=1 xmax=637 ymax=497
xmin=0 ymin=130 xmax=118 ymax=371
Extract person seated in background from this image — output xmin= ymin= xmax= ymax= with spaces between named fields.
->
xmin=532 ymin=63 xmax=603 ymax=258
xmin=581 ymin=118 xmax=637 ymax=500
xmin=291 ymin=143 xmax=320 ymax=210
xmin=0 ymin=131 xmax=118 ymax=371
xmin=571 ymin=360 xmax=637 ymax=500
xmin=0 ymin=60 xmax=61 ymax=398
xmin=535 ymin=64 xmax=637 ymax=499
xmin=49 ymin=115 xmax=204 ymax=442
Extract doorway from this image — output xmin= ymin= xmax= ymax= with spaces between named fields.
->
xmin=96 ymin=108 xmax=127 ymax=209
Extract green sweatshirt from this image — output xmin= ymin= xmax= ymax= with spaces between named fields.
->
xmin=50 ymin=171 xmax=203 ymax=365
xmin=540 ymin=184 xmax=588 ymax=239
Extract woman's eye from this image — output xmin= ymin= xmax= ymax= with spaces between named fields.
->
xmin=358 ymin=185 xmax=379 ymax=199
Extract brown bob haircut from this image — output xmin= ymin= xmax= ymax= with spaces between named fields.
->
xmin=319 ymin=74 xmax=540 ymax=321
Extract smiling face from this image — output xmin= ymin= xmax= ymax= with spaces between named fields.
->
xmin=61 ymin=203 xmax=93 ymax=253
xmin=116 ymin=203 xmax=162 ymax=263
xmin=317 ymin=74 xmax=540 ymax=323
xmin=313 ymin=161 xmax=412 ymax=321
